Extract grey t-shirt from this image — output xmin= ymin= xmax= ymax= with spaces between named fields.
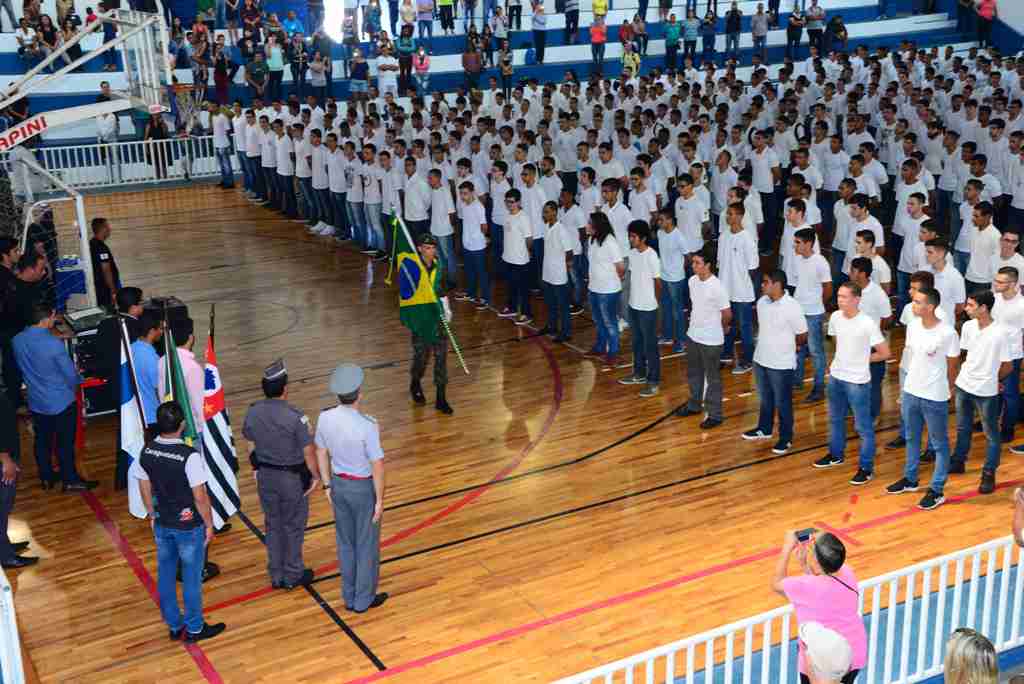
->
xmin=751 ymin=12 xmax=769 ymax=37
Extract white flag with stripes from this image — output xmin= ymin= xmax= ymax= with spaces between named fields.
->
xmin=201 ymin=335 xmax=240 ymax=529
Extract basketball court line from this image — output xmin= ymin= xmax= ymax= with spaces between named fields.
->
xmin=340 ymin=478 xmax=1024 ymax=684
xmin=81 ymin=491 xmax=224 ymax=683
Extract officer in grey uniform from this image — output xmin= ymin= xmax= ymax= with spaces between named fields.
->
xmin=242 ymin=359 xmax=319 ymax=590
xmin=315 ymin=363 xmax=389 ymax=614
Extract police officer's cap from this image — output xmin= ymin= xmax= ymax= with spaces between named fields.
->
xmin=416 ymin=233 xmax=439 ymax=247
xmin=329 ymin=363 xmax=364 ymax=395
xmin=263 ymin=358 xmax=287 ymax=381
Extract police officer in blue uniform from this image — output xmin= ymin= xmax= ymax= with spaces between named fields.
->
xmin=315 ymin=363 xmax=389 ymax=613
xmin=243 ymin=359 xmax=320 ymax=589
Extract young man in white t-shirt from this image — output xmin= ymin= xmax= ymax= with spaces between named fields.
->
xmin=538 ymin=201 xmax=574 ymax=342
xmin=854 ymin=229 xmax=892 ymax=294
xmin=618 ymin=221 xmax=662 ymax=397
xmin=992 ymin=266 xmax=1024 ymax=445
xmin=743 ymin=269 xmax=808 ymax=455
xmin=951 ymin=289 xmax=1013 ymax=496
xmin=498 ymin=188 xmax=534 ymax=325
xmin=655 ymin=209 xmax=688 ymax=353
xmin=849 ymin=257 xmax=894 ymax=422
xmin=717 ymin=202 xmax=758 ymax=374
xmin=557 ymin=189 xmax=587 ymax=316
xmin=455 ymin=180 xmax=491 ymax=309
xmin=885 ymin=286 xmax=960 ymax=511
xmin=427 ymin=168 xmax=458 ymax=289
xmin=793 ymin=228 xmax=832 ymax=402
xmin=815 ymin=281 xmax=889 ymax=485
xmin=675 ymin=249 xmax=731 ymax=429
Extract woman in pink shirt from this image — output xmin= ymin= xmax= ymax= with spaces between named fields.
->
xmin=975 ymin=0 xmax=997 ymax=48
xmin=772 ymin=531 xmax=867 ymax=684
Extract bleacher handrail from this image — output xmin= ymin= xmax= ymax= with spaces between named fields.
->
xmin=554 ymin=534 xmax=1024 ymax=684
xmin=0 ymin=567 xmax=25 ymax=684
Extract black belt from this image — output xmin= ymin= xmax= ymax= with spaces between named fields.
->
xmin=251 ymin=453 xmax=313 ymax=490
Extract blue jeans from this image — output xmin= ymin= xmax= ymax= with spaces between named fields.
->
xmin=347 ymin=200 xmax=366 ymax=245
xmin=306 ymin=5 xmax=324 ymax=33
xmin=1002 ymin=359 xmax=1021 ymax=437
xmin=828 ymin=378 xmax=875 ymax=471
xmin=589 ymin=291 xmax=621 ymax=355
xmin=629 ymin=307 xmax=659 ymax=382
xmin=215 ymin=147 xmax=234 ymax=186
xmin=31 ymin=403 xmax=80 ymax=484
xmin=953 ymin=388 xmax=1001 ymax=472
xmin=954 ymin=250 xmax=969 ymax=277
xmin=936 ymin=189 xmax=953 ymax=235
xmin=490 ymin=222 xmax=506 ymax=281
xmin=753 ymin=35 xmax=767 ymax=61
xmin=830 ymin=249 xmax=847 ymax=297
xmin=530 ymin=238 xmax=545 ymax=290
xmin=755 ymin=363 xmax=794 ymax=443
xmin=896 ymin=270 xmax=911 ymax=316
xmin=726 ymin=32 xmax=739 ymax=59
xmin=465 ymin=248 xmax=491 ymax=304
xmin=296 ymin=177 xmax=314 ymax=221
xmin=570 ymin=254 xmax=586 ymax=306
xmin=902 ymin=392 xmax=951 ymax=494
xmin=870 ymin=360 xmax=886 ymax=420
xmin=364 ymin=202 xmax=383 ymax=250
xmin=277 ymin=174 xmax=297 ymax=217
xmin=795 ymin=313 xmax=826 ymax=392
xmin=436 ymin=234 xmax=457 ymax=287
xmin=462 ymin=2 xmax=474 ymax=31
xmin=659 ymin=279 xmax=686 ymax=345
xmin=723 ymin=301 xmax=754 ymax=365
xmin=417 ymin=20 xmax=433 ymax=50
xmin=330 ymin=191 xmax=348 ymax=232
xmin=505 ymin=261 xmax=532 ymax=316
xmin=314 ymin=188 xmax=332 ymax=227
xmin=155 ymin=524 xmax=206 ymax=634
xmin=543 ymin=281 xmax=571 ymax=337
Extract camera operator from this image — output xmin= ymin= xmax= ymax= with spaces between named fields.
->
xmin=771 ymin=530 xmax=867 ymax=684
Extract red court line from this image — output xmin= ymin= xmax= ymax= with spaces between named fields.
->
xmin=343 ymin=478 xmax=1024 ymax=683
xmin=206 ymin=336 xmax=564 ymax=613
xmin=82 ymin=491 xmax=224 ymax=683
xmin=814 ymin=520 xmax=863 ymax=547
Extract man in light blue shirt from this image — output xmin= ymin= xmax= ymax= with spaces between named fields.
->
xmin=131 ymin=314 xmax=163 ymax=432
xmin=12 ymin=303 xmax=96 ymax=492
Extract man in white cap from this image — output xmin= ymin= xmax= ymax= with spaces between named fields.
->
xmin=799 ymin=622 xmax=854 ymax=684
xmin=315 ymin=363 xmax=389 ymax=614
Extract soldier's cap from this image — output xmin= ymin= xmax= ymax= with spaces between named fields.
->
xmin=329 ymin=363 xmax=364 ymax=395
xmin=415 ymin=233 xmax=439 ymax=247
xmin=263 ymin=358 xmax=287 ymax=381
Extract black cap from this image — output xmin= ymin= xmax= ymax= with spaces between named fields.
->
xmin=416 ymin=233 xmax=439 ymax=247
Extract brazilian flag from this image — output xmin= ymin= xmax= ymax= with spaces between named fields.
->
xmin=388 ymin=217 xmax=445 ymax=343
xmin=162 ymin=324 xmax=198 ymax=446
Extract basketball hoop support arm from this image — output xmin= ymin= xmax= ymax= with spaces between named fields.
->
xmin=0 ymin=99 xmax=136 ymax=152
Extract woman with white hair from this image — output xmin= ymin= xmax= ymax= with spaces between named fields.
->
xmin=945 ymin=628 xmax=997 ymax=684
xmin=801 ymin=622 xmax=852 ymax=684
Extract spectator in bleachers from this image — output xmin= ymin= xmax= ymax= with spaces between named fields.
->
xmin=663 ymin=14 xmax=679 ymax=70
xmin=287 ymin=33 xmax=309 ymax=99
xmin=241 ymin=0 xmax=262 ymax=42
xmin=61 ymin=18 xmax=82 ymax=67
xmin=825 ymin=13 xmax=846 ymax=52
xmin=724 ymin=1 xmax=742 ymax=63
xmin=632 ymin=14 xmax=648 ymax=57
xmin=975 ymin=0 xmax=996 ymax=49
xmin=224 ymin=0 xmax=239 ymax=44
xmin=681 ymin=9 xmax=698 ymax=63
xmin=799 ymin=622 xmax=852 ymax=684
xmin=589 ymin=17 xmax=605 ymax=74
xmin=38 ymin=14 xmax=71 ymax=71
xmin=531 ymin=1 xmax=546 ymax=65
xmin=99 ymin=0 xmax=117 ymax=71
xmin=0 ymin=0 xmax=13 ymax=32
xmin=15 ymin=18 xmax=40 ymax=65
xmin=438 ymin=0 xmax=454 ymax=35
xmin=22 ymin=0 xmax=39 ymax=28
xmin=307 ymin=0 xmax=324 ymax=34
xmin=700 ymin=8 xmax=716 ymax=64
xmin=772 ymin=531 xmax=866 ymax=684
xmin=945 ymin=628 xmax=997 ymax=684
xmin=785 ymin=7 xmax=805 ymax=60
xmin=805 ymin=0 xmax=825 ymax=52
xmin=463 ymin=40 xmax=483 ymax=91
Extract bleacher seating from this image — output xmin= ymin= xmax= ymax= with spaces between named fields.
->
xmin=0 ymin=0 xmax=978 ymax=146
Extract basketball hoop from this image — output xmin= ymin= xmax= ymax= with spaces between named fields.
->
xmin=171 ymin=83 xmax=202 ymax=133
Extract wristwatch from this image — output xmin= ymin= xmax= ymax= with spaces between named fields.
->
xmin=323 ymin=482 xmax=331 ymax=491
xmin=147 ymin=512 xmax=157 ymax=520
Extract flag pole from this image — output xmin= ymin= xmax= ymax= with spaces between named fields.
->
xmin=118 ymin=317 xmax=148 ymax=431
xmin=394 ymin=215 xmax=470 ymax=375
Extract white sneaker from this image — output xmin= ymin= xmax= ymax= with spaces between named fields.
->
xmin=318 ymin=224 xmax=336 ymax=236
xmin=313 ymin=221 xmax=328 ymax=232
xmin=618 ymin=318 xmax=629 ymax=332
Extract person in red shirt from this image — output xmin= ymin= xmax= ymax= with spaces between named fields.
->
xmin=975 ymin=0 xmax=997 ymax=48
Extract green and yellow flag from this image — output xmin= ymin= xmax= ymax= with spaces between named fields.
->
xmin=387 ymin=217 xmax=445 ymax=343
xmin=162 ymin=323 xmax=198 ymax=446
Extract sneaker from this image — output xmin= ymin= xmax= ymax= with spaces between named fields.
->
xmin=948 ymin=461 xmax=966 ymax=475
xmin=618 ymin=375 xmax=647 ymax=385
xmin=603 ymin=355 xmax=620 ymax=367
xmin=849 ymin=469 xmax=873 ymax=486
xmin=658 ymin=337 xmax=674 ymax=346
xmin=1010 ymin=443 xmax=1024 ymax=455
xmin=672 ymin=343 xmax=685 ymax=354
xmin=732 ymin=363 xmax=753 ymax=375
xmin=700 ymin=417 xmax=723 ymax=430
xmin=771 ymin=440 xmax=792 ymax=455
xmin=318 ymin=225 xmax=336 ymax=236
xmin=514 ymin=315 xmax=533 ymax=326
xmin=569 ymin=305 xmax=585 ymax=316
xmin=920 ymin=449 xmax=936 ymax=463
xmin=917 ymin=489 xmax=945 ymax=510
xmin=475 ymin=301 xmax=491 ymax=311
xmin=360 ymin=247 xmax=377 ymax=255
xmin=813 ymin=454 xmax=843 ymax=468
xmin=803 ymin=391 xmax=825 ymax=404
xmin=453 ymin=292 xmax=472 ymax=301
xmin=979 ymin=469 xmax=996 ymax=494
xmin=886 ymin=436 xmax=907 ymax=450
xmin=497 ymin=308 xmax=517 ymax=318
xmin=742 ymin=429 xmax=772 ymax=441
xmin=185 ymin=622 xmax=227 ymax=642
xmin=639 ymin=384 xmax=660 ymax=398
xmin=885 ymin=478 xmax=919 ymax=494
xmin=618 ymin=318 xmax=629 ymax=331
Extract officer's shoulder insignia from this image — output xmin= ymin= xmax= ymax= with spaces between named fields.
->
xmin=300 ymin=414 xmax=310 ymax=426
xmin=360 ymin=412 xmax=378 ymax=424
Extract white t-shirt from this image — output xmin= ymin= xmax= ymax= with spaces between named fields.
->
xmin=311 ymin=145 xmax=329 ymax=189
xmin=674 ymin=194 xmax=707 ymax=254
xmin=754 ymin=294 xmax=809 ymax=370
xmin=929 ymin=264 xmax=967 ymax=324
xmin=902 ymin=318 xmax=960 ymax=402
xmin=657 ymin=228 xmax=688 ymax=282
xmin=541 ymin=222 xmax=573 ymax=285
xmin=869 ymin=254 xmax=892 ymax=287
xmin=992 ymin=290 xmax=1024 ymax=360
xmin=750 ymin=146 xmax=780 ymax=193
xmin=965 ymin=225 xmax=1002 ymax=284
xmin=628 ymin=247 xmax=661 ymax=311
xmin=294 ymin=139 xmax=312 ymax=178
xmin=212 ymin=113 xmax=232 ymax=149
xmin=827 ymin=310 xmax=885 ymax=384
xmin=361 ymin=163 xmax=384 ymax=204
xmin=275 ymin=135 xmax=294 ymax=175
xmin=956 ymin=319 xmax=1012 ymax=397
xmin=429 ymin=187 xmax=455 ymax=237
xmin=588 ymin=236 xmax=624 ymax=294
xmin=629 ymin=188 xmax=658 ymax=223
xmin=859 ymin=281 xmax=893 ymax=325
xmin=687 ymin=274 xmax=730 ymax=346
xmin=717 ymin=228 xmax=758 ymax=303
xmin=793 ymin=253 xmax=832 ymax=316
xmin=461 ymin=200 xmax=487 ymax=251
xmin=377 ymin=55 xmax=399 ymax=89
xmin=502 ymin=211 xmax=532 ymax=265
xmin=404 ymin=174 xmax=432 ymax=222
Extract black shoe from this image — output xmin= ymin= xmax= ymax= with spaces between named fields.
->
xmin=11 ymin=541 xmax=29 ymax=553
xmin=675 ymin=405 xmax=700 ymax=418
xmin=921 ymin=449 xmax=936 ymax=463
xmin=700 ymin=417 xmax=722 ymax=430
xmin=1 ymin=555 xmax=39 ymax=569
xmin=410 ymin=379 xmax=426 ymax=405
xmin=353 ymin=592 xmax=389 ymax=613
xmin=569 ymin=305 xmax=585 ymax=316
xmin=184 ymin=622 xmax=226 ymax=642
xmin=803 ymin=391 xmax=825 ymax=404
xmin=886 ymin=436 xmax=907 ymax=450
xmin=62 ymin=480 xmax=99 ymax=492
xmin=435 ymin=387 xmax=453 ymax=415
xmin=771 ymin=440 xmax=791 ymax=455
xmin=272 ymin=580 xmax=285 ymax=589
xmin=1002 ymin=430 xmax=1015 ymax=444
xmin=536 ymin=326 xmax=553 ymax=335
xmin=40 ymin=478 xmax=57 ymax=490
xmin=979 ymin=469 xmax=996 ymax=494
xmin=813 ymin=454 xmax=843 ymax=468
xmin=169 ymin=627 xmax=185 ymax=640
xmin=885 ymin=477 xmax=919 ymax=494
xmin=849 ymin=469 xmax=873 ymax=486
xmin=973 ymin=421 xmax=983 ymax=433
xmin=284 ymin=568 xmax=315 ymax=589
xmin=948 ymin=461 xmax=966 ymax=475
xmin=918 ymin=489 xmax=945 ymax=510
xmin=203 ymin=561 xmax=220 ymax=583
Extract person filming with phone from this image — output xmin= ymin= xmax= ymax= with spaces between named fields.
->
xmin=771 ymin=529 xmax=867 ymax=684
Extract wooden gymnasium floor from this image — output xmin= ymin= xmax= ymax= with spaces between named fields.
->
xmin=7 ymin=183 xmax=1022 ymax=683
